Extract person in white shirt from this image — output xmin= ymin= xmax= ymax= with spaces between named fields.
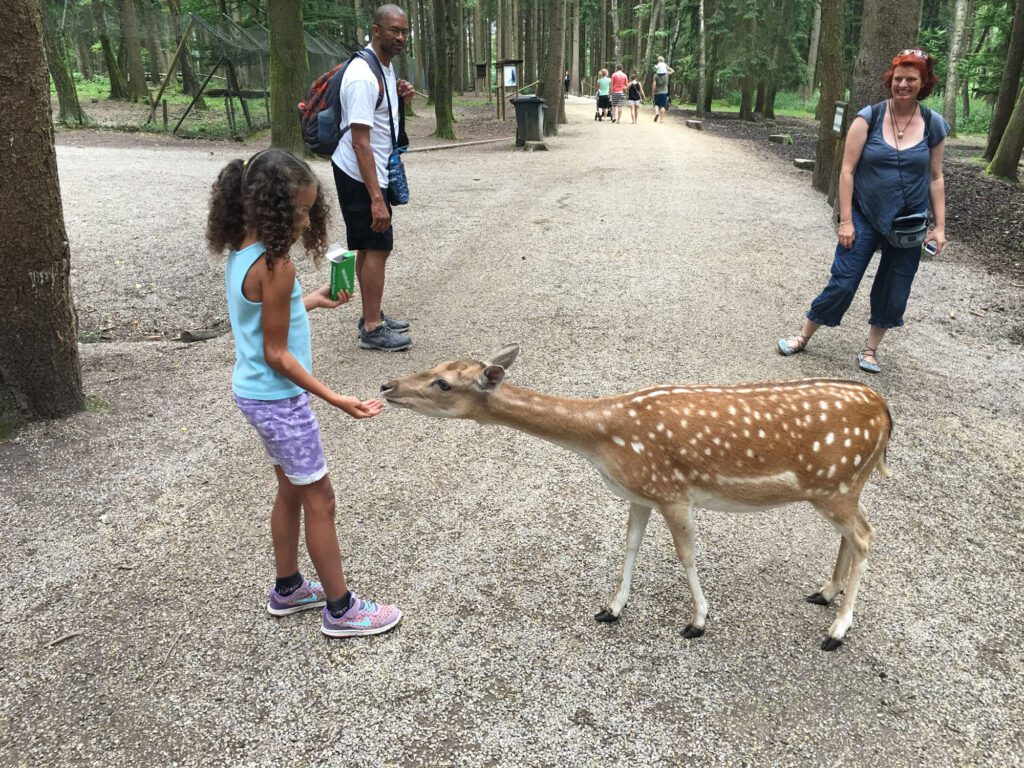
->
xmin=331 ymin=4 xmax=415 ymax=351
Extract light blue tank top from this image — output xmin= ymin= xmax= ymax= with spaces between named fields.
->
xmin=226 ymin=243 xmax=312 ymax=400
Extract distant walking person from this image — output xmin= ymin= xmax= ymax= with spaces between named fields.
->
xmin=777 ymin=50 xmax=948 ymax=373
xmin=564 ymin=70 xmax=571 ymax=95
xmin=207 ymin=148 xmax=402 ymax=639
xmin=332 ymin=4 xmax=415 ymax=351
xmin=596 ymin=69 xmax=612 ymax=121
xmin=610 ymin=64 xmax=628 ymax=123
xmin=626 ymin=72 xmax=646 ymax=124
xmin=652 ymin=56 xmax=674 ymax=122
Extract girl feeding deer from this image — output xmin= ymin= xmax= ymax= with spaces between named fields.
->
xmin=207 ymin=148 xmax=401 ymax=638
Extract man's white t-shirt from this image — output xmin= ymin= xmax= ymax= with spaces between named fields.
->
xmin=332 ymin=46 xmax=400 ymax=190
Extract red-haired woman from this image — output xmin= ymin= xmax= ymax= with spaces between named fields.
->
xmin=778 ymin=50 xmax=948 ymax=373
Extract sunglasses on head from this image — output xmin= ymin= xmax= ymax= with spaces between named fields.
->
xmin=899 ymin=49 xmax=930 ymax=61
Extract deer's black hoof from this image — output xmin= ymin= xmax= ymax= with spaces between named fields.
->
xmin=805 ymin=592 xmax=830 ymax=606
xmin=682 ymin=624 xmax=705 ymax=639
xmin=594 ymin=608 xmax=619 ymax=623
xmin=820 ymin=636 xmax=844 ymax=652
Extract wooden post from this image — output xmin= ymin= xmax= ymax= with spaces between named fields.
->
xmin=226 ymin=60 xmax=252 ymax=131
xmin=162 ymin=99 xmax=168 ymax=130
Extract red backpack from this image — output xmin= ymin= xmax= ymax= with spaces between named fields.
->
xmin=298 ymin=50 xmax=384 ymax=157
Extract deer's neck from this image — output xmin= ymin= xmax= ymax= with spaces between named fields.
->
xmin=479 ymin=385 xmax=603 ymax=453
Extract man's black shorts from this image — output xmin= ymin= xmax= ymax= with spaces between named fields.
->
xmin=332 ymin=163 xmax=394 ymax=252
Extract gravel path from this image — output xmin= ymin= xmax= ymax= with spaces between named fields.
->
xmin=2 ymin=97 xmax=1022 ymax=766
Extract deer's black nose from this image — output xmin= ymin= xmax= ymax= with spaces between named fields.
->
xmin=380 ymin=381 xmax=395 ymax=393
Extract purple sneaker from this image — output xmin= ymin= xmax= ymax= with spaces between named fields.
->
xmin=266 ymin=578 xmax=326 ymax=616
xmin=321 ymin=594 xmax=402 ymax=638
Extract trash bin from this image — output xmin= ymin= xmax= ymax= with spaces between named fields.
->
xmin=511 ymin=95 xmax=546 ymax=146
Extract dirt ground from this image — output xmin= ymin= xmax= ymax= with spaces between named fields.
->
xmin=4 ymin=96 xmax=1022 ymax=766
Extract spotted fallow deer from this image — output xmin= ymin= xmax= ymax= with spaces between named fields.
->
xmin=381 ymin=344 xmax=893 ymax=651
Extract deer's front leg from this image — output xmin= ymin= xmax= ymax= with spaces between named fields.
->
xmin=663 ymin=503 xmax=708 ymax=638
xmin=595 ymin=502 xmax=652 ymax=623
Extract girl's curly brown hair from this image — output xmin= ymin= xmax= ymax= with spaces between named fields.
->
xmin=206 ymin=149 xmax=329 ymax=268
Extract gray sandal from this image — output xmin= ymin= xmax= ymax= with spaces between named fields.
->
xmin=778 ymin=335 xmax=808 ymax=356
xmin=857 ymin=346 xmax=881 ymax=374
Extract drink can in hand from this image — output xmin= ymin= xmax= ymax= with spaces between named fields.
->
xmin=327 ymin=244 xmax=356 ymax=300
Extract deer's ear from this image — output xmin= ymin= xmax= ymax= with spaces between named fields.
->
xmin=483 ymin=343 xmax=520 ymax=370
xmin=477 ymin=365 xmax=507 ymax=392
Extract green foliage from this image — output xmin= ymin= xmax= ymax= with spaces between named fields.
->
xmin=959 ymin=0 xmax=1016 ymax=99
xmin=921 ymin=94 xmax=995 ymax=135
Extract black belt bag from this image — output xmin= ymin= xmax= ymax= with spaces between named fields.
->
xmin=887 ymin=212 xmax=928 ymax=249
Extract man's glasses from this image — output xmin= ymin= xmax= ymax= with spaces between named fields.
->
xmin=380 ymin=25 xmax=409 ymax=35
xmin=899 ymin=49 xmax=930 ymax=61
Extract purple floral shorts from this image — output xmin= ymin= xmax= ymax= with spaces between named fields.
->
xmin=233 ymin=392 xmax=328 ymax=485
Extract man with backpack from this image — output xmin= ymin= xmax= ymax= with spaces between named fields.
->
xmin=331 ymin=4 xmax=414 ymax=351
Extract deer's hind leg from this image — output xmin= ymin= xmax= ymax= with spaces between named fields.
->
xmin=661 ymin=503 xmax=708 ymax=639
xmin=596 ymin=501 xmax=652 ymax=622
xmin=812 ymin=498 xmax=875 ymax=651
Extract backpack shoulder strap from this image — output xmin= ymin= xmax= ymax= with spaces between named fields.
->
xmin=867 ymin=100 xmax=882 ymax=136
xmin=919 ymin=104 xmax=933 ymax=141
xmin=354 ymin=49 xmax=386 ymax=109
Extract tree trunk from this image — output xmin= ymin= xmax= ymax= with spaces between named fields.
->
xmin=960 ymin=1 xmax=975 ymax=120
xmin=0 ymin=0 xmax=85 ymax=424
xmin=983 ymin=0 xmax=1024 ymax=160
xmin=93 ymin=0 xmax=128 ymax=98
xmin=121 ymin=0 xmax=150 ymax=100
xmin=268 ymin=0 xmax=309 ymax=153
xmin=801 ymin=0 xmax=821 ymax=99
xmin=609 ymin=0 xmax=620 ymax=63
xmin=942 ymin=0 xmax=970 ymax=136
xmin=849 ymin=0 xmax=923 ymax=113
xmin=570 ymin=0 xmax=580 ymax=94
xmin=75 ymin=28 xmax=95 ymax=79
xmin=42 ymin=5 xmax=85 ymax=124
xmin=643 ymin=0 xmax=663 ymax=77
xmin=421 ymin=0 xmax=438 ymax=100
xmin=432 ymin=0 xmax=457 ymax=138
xmin=166 ymin=0 xmax=201 ymax=96
xmin=696 ymin=0 xmax=707 ymax=116
xmin=525 ymin=0 xmax=537 ymax=85
xmin=455 ymin=0 xmax=465 ymax=92
xmin=763 ymin=0 xmax=794 ymax=119
xmin=540 ymin=0 xmax=566 ymax=135
xmin=986 ymin=82 xmax=1024 ymax=181
xmin=703 ymin=35 xmax=717 ymax=113
xmin=813 ymin=0 xmax=844 ymax=194
xmin=144 ymin=5 xmax=166 ymax=86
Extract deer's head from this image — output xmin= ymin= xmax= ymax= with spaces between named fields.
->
xmin=381 ymin=344 xmax=521 ymax=419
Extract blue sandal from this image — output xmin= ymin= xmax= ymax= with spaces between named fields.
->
xmin=777 ymin=335 xmax=808 ymax=356
xmin=857 ymin=346 xmax=881 ymax=374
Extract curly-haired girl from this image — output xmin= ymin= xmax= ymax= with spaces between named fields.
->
xmin=207 ymin=148 xmax=401 ymax=638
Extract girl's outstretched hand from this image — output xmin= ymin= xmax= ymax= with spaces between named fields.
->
xmin=332 ymin=395 xmax=384 ymax=419
xmin=305 ymin=282 xmax=349 ymax=311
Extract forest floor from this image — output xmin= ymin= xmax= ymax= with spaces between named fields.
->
xmin=4 ymin=95 xmax=1021 ymax=766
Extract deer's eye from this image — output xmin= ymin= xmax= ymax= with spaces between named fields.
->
xmin=434 ymin=379 xmax=451 ymax=391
